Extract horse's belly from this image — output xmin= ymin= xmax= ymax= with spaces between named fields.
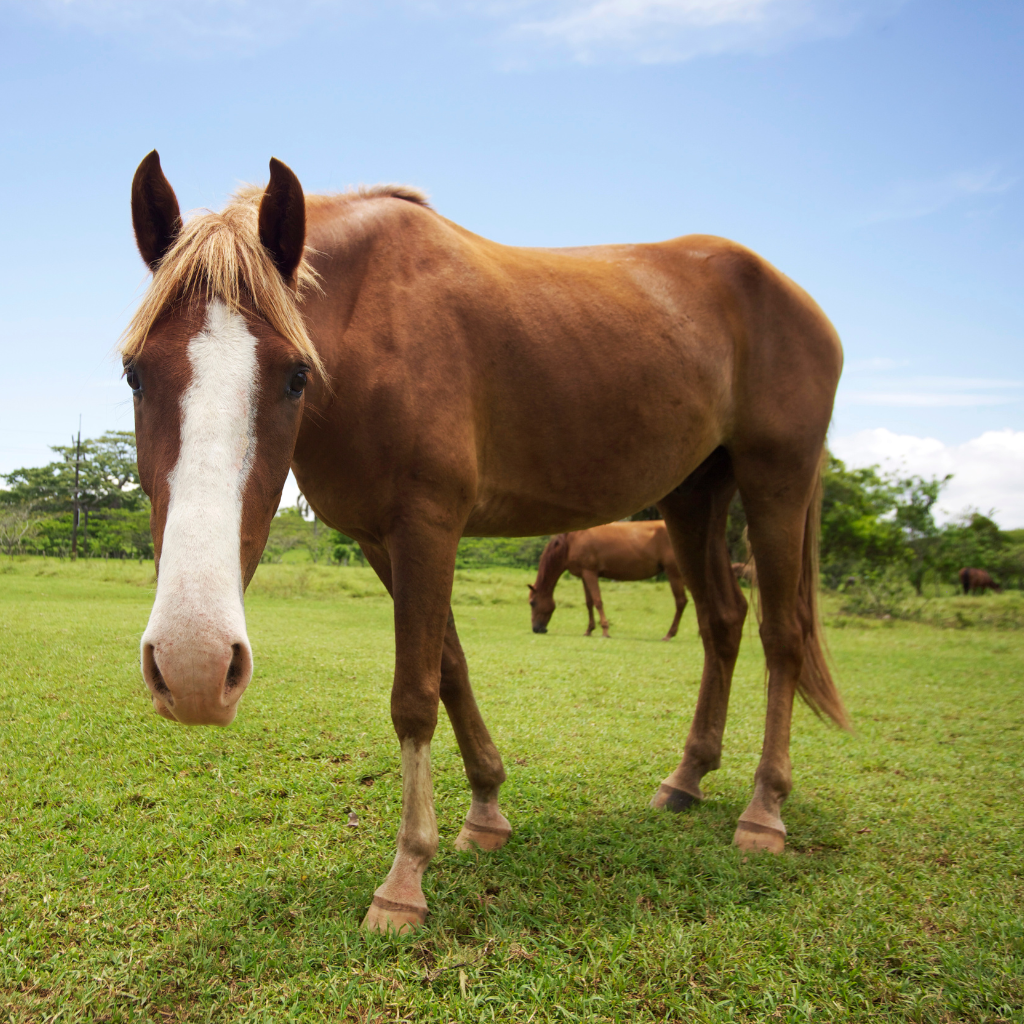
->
xmin=463 ymin=441 xmax=714 ymax=537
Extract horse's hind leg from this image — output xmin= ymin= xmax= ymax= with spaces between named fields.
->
xmin=651 ymin=448 xmax=747 ymax=812
xmin=439 ymin=610 xmax=512 ymax=852
xmin=582 ymin=570 xmax=611 ymax=637
xmin=583 ymin=577 xmax=597 ymax=636
xmin=732 ymin=451 xmax=846 ymax=854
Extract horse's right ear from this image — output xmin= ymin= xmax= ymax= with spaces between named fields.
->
xmin=527 ymin=583 xmax=536 ymax=593
xmin=259 ymin=157 xmax=306 ymax=287
xmin=131 ymin=150 xmax=182 ymax=271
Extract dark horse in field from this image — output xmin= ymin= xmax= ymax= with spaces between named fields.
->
xmin=124 ymin=152 xmax=845 ymax=933
xmin=959 ymin=567 xmax=1002 ymax=594
xmin=529 ymin=521 xmax=689 ymax=639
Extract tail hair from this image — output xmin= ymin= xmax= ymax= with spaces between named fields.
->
xmin=796 ymin=458 xmax=849 ymax=728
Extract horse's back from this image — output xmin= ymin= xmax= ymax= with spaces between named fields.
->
xmin=567 ymin=520 xmax=670 ymax=580
xmin=303 ymin=197 xmax=842 ymax=537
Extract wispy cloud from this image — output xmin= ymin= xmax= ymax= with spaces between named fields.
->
xmin=502 ymin=0 xmax=899 ymax=64
xmin=837 ymin=367 xmax=1023 ymax=409
xmin=8 ymin=0 xmax=351 ymax=54
xmin=841 ymin=391 xmax=1017 ymax=408
xmin=866 ymin=166 xmax=1017 ymax=224
xmin=10 ymin=0 xmax=905 ymax=62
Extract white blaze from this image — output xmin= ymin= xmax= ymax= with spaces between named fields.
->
xmin=141 ymin=299 xmax=259 ymax=680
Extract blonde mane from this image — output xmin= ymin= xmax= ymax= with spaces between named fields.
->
xmin=120 ymin=182 xmax=430 ymax=380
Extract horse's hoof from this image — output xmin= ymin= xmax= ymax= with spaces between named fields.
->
xmin=650 ymin=783 xmax=700 ymax=813
xmin=455 ymin=819 xmax=512 ymax=852
xmin=361 ymin=895 xmax=427 ymax=934
xmin=733 ymin=819 xmax=785 ymax=855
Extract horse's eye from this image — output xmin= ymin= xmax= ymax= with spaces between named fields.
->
xmin=125 ymin=367 xmax=142 ymax=394
xmin=286 ymin=369 xmax=308 ymax=398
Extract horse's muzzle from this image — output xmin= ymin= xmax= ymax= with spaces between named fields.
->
xmin=141 ymin=635 xmax=251 ymax=726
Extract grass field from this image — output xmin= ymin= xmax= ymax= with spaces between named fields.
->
xmin=0 ymin=557 xmax=1021 ymax=1023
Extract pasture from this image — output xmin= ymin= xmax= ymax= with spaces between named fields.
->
xmin=0 ymin=559 xmax=1020 ymax=1023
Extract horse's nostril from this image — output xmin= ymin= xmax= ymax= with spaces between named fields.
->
xmin=225 ymin=643 xmax=245 ymax=691
xmin=143 ymin=643 xmax=173 ymax=702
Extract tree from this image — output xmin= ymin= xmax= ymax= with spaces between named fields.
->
xmin=0 ymin=505 xmax=39 ymax=557
xmin=819 ymin=455 xmax=949 ymax=591
xmin=0 ymin=430 xmax=151 ymax=558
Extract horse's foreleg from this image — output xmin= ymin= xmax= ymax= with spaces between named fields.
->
xmin=582 ymin=569 xmax=610 ymax=637
xmin=440 ymin=610 xmax=512 ymax=852
xmin=662 ymin=565 xmax=688 ymax=641
xmin=651 ymin=451 xmax=746 ymax=812
xmin=358 ymin=532 xmax=454 ymax=934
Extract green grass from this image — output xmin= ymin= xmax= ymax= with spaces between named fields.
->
xmin=0 ymin=557 xmax=1021 ymax=1023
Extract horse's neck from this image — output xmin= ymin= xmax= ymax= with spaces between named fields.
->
xmin=536 ymin=536 xmax=571 ymax=593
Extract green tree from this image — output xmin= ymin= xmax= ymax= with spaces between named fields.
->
xmin=819 ymin=455 xmax=949 ymax=591
xmin=1 ymin=431 xmax=151 ymax=558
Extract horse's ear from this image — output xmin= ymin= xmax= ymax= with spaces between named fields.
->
xmin=527 ymin=583 xmax=535 ymax=592
xmin=259 ymin=157 xmax=306 ymax=286
xmin=131 ymin=150 xmax=182 ymax=271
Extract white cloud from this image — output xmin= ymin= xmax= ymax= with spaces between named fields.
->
xmin=866 ymin=166 xmax=1017 ymax=224
xmin=831 ymin=428 xmax=1024 ymax=529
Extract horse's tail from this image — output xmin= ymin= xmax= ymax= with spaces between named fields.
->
xmin=796 ymin=457 xmax=849 ymax=729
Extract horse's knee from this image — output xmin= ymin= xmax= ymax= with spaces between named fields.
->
xmin=391 ymin=686 xmax=440 ymax=741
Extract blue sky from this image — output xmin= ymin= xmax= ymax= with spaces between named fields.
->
xmin=2 ymin=0 xmax=1022 ymax=520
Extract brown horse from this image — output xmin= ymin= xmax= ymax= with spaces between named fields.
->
xmin=124 ymin=152 xmax=845 ymax=934
xmin=529 ymin=521 xmax=688 ymax=639
xmin=959 ymin=567 xmax=1002 ymax=594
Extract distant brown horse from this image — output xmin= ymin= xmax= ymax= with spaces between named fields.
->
xmin=731 ymin=560 xmax=757 ymax=585
xmin=124 ymin=152 xmax=845 ymax=933
xmin=959 ymin=567 xmax=1002 ymax=594
xmin=529 ymin=521 xmax=688 ymax=639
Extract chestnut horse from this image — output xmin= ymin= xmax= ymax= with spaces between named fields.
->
xmin=124 ymin=152 xmax=845 ymax=934
xmin=528 ymin=521 xmax=689 ymax=639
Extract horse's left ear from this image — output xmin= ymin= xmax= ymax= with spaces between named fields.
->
xmin=259 ymin=158 xmax=306 ymax=286
xmin=527 ymin=584 xmax=536 ymax=593
xmin=131 ymin=150 xmax=182 ymax=271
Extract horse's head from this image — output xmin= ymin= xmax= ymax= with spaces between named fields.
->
xmin=125 ymin=151 xmax=319 ymax=725
xmin=528 ymin=534 xmax=571 ymax=633
xmin=527 ymin=583 xmax=556 ymax=633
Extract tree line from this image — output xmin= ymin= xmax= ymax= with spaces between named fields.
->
xmin=3 ymin=433 xmax=1021 ymax=591
xmin=0 ymin=431 xmax=152 ymax=559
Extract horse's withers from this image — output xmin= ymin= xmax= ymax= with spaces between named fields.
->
xmin=140 ymin=300 xmax=259 ymax=725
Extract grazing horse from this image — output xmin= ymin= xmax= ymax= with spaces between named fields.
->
xmin=528 ymin=521 xmax=689 ymax=639
xmin=959 ymin=567 xmax=1002 ymax=594
xmin=124 ymin=151 xmax=846 ymax=934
